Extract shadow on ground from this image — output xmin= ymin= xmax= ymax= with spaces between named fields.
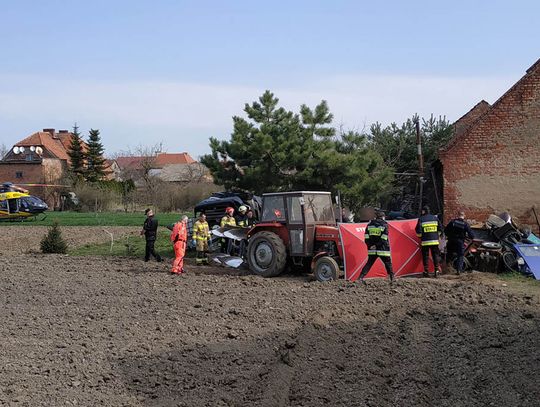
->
xmin=116 ymin=307 xmax=540 ymax=407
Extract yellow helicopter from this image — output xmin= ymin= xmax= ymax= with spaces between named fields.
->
xmin=0 ymin=182 xmax=52 ymax=220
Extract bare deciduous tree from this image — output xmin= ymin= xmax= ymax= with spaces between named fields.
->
xmin=0 ymin=143 xmax=8 ymax=160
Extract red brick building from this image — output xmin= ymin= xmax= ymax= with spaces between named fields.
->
xmin=439 ymin=59 xmax=540 ymax=229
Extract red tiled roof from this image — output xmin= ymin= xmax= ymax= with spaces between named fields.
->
xmin=155 ymin=153 xmax=196 ymax=166
xmin=15 ymin=129 xmax=89 ymax=163
xmin=115 ymin=156 xmax=146 ymax=170
xmin=17 ymin=131 xmax=70 ymax=160
xmin=116 ymin=152 xmax=196 ymax=170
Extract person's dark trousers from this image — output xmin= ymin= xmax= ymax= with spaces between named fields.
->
xmin=447 ymin=239 xmax=465 ymax=273
xmin=145 ymin=239 xmax=162 ymax=262
xmin=421 ymin=245 xmax=440 ymax=273
xmin=359 ymin=255 xmax=394 ymax=280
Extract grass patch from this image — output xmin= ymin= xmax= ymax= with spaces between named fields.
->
xmin=497 ymin=272 xmax=540 ymax=286
xmin=0 ymin=211 xmax=188 ymax=227
xmin=70 ymin=229 xmax=185 ymax=258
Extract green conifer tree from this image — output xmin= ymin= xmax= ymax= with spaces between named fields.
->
xmin=67 ymin=123 xmax=86 ymax=178
xmin=85 ymin=128 xmax=106 ymax=182
xmin=40 ymin=221 xmax=68 ymax=254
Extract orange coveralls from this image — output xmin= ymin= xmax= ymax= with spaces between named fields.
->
xmin=170 ymin=221 xmax=187 ymax=274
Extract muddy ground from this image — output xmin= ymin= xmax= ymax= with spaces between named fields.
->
xmin=0 ymin=227 xmax=539 ymax=406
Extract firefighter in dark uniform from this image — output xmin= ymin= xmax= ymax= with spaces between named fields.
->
xmin=235 ymin=205 xmax=249 ymax=227
xmin=245 ymin=209 xmax=256 ymax=227
xmin=140 ymin=208 xmax=163 ymax=262
xmin=416 ymin=206 xmax=442 ymax=277
xmin=358 ymin=211 xmax=394 ymax=283
xmin=445 ymin=211 xmax=474 ymax=274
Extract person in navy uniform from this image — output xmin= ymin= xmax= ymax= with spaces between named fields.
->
xmin=358 ymin=211 xmax=394 ymax=284
xmin=445 ymin=210 xmax=474 ymax=274
xmin=416 ymin=206 xmax=443 ymax=277
xmin=141 ymin=208 xmax=163 ymax=262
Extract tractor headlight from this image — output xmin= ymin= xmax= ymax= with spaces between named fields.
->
xmin=517 ymin=257 xmax=525 ymax=266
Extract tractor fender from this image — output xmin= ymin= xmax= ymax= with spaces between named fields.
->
xmin=311 ymin=251 xmax=329 ymax=271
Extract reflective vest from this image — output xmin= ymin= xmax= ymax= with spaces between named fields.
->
xmin=193 ymin=220 xmax=210 ymax=241
xmin=235 ymin=214 xmax=248 ymax=227
xmin=220 ymin=215 xmax=236 ymax=227
xmin=170 ymin=221 xmax=187 ymax=243
xmin=365 ymin=219 xmax=391 ymax=257
xmin=416 ymin=214 xmax=442 ymax=246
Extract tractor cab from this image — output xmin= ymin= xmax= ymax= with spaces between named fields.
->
xmin=259 ymin=191 xmax=336 ymax=255
xmin=247 ymin=191 xmax=343 ymax=281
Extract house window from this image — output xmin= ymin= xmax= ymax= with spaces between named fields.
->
xmin=25 ymin=153 xmax=33 ymax=161
xmin=15 ymin=171 xmax=23 ymax=179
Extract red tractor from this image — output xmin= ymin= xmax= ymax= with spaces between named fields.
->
xmin=246 ymin=191 xmax=343 ymax=281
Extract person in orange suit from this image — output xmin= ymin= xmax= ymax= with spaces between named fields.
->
xmin=169 ymin=215 xmax=188 ymax=274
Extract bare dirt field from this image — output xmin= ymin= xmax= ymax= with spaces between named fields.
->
xmin=1 ymin=227 xmax=539 ymax=406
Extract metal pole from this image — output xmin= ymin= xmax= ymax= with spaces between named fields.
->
xmin=415 ymin=119 xmax=424 ymax=215
xmin=337 ymin=190 xmax=343 ymax=222
xmin=430 ymin=167 xmax=442 ymax=215
xmin=532 ymin=206 xmax=540 ymax=235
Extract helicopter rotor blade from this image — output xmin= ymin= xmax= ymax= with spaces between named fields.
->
xmin=15 ymin=183 xmax=70 ymax=187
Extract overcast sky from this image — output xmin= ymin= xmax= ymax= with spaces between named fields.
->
xmin=0 ymin=0 xmax=538 ymax=159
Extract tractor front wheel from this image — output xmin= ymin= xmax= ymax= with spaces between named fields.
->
xmin=247 ymin=231 xmax=287 ymax=277
xmin=313 ymin=256 xmax=340 ymax=282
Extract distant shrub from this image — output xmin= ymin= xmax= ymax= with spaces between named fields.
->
xmin=40 ymin=221 xmax=68 ymax=254
xmin=73 ymin=183 xmax=121 ymax=212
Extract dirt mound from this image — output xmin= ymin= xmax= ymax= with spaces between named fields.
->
xmin=0 ymin=254 xmax=538 ymax=406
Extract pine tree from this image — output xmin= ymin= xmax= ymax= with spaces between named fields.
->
xmin=67 ymin=123 xmax=86 ymax=177
xmin=85 ymin=128 xmax=106 ymax=182
xmin=40 ymin=221 xmax=68 ymax=254
xmin=201 ymin=91 xmax=393 ymax=210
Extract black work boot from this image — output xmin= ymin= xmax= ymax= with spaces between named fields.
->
xmin=423 ymin=271 xmax=429 ymax=278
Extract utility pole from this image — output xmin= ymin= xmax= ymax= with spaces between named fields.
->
xmin=415 ymin=118 xmax=424 ymax=215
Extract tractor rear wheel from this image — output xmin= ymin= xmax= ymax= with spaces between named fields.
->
xmin=313 ymin=256 xmax=340 ymax=282
xmin=247 ymin=231 xmax=287 ymax=277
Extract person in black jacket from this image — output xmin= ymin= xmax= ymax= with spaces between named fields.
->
xmin=140 ymin=208 xmax=162 ymax=262
xmin=358 ymin=211 xmax=394 ymax=284
xmin=415 ymin=206 xmax=442 ymax=277
xmin=445 ymin=211 xmax=474 ymax=274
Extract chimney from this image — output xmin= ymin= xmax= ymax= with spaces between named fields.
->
xmin=43 ymin=128 xmax=56 ymax=137
xmin=58 ymin=129 xmax=69 ymax=134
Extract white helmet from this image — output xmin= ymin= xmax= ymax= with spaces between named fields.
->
xmin=238 ymin=205 xmax=248 ymax=214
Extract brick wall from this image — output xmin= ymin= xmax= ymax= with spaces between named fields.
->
xmin=0 ymin=162 xmax=44 ymax=184
xmin=0 ymin=159 xmax=67 ymax=208
xmin=440 ymin=61 xmax=540 ymax=232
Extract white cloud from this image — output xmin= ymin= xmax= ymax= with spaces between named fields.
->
xmin=0 ymin=73 xmax=517 ymax=157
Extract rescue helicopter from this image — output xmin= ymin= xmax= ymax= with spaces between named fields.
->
xmin=0 ymin=182 xmax=50 ymax=220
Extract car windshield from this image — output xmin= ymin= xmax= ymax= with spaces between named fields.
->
xmin=519 ymin=245 xmax=540 ymax=257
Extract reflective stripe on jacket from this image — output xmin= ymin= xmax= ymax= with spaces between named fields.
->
xmin=220 ymin=215 xmax=236 ymax=227
xmin=365 ymin=219 xmax=391 ymax=256
xmin=415 ymin=214 xmax=442 ymax=246
xmin=193 ymin=220 xmax=210 ymax=240
xmin=365 ymin=219 xmax=390 ymax=244
xmin=235 ymin=214 xmax=248 ymax=227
